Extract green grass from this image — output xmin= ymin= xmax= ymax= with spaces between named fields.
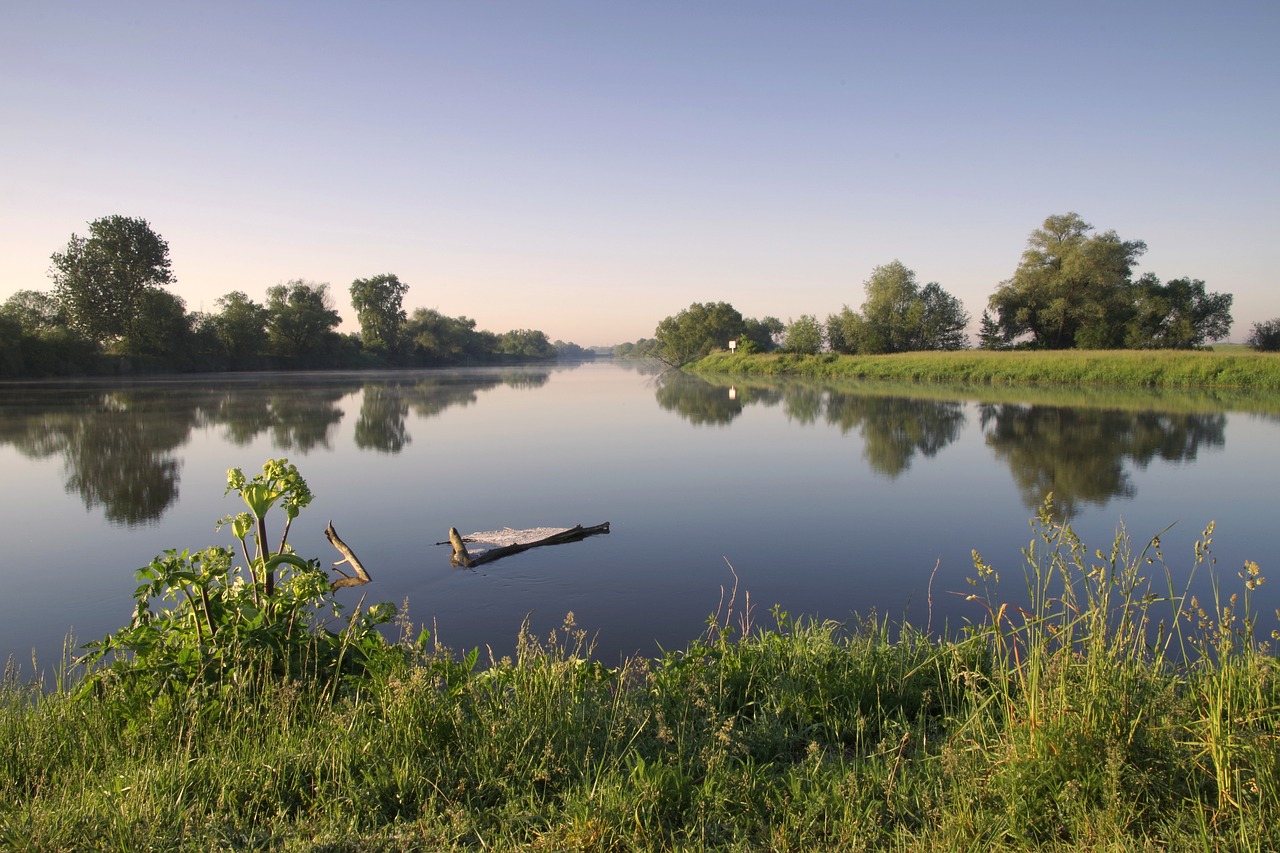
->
xmin=691 ymin=349 xmax=1280 ymax=390
xmin=2 ymin=502 xmax=1278 ymax=850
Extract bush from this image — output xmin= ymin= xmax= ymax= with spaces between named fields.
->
xmin=1246 ymin=318 xmax=1280 ymax=352
xmin=79 ymin=459 xmax=399 ymax=702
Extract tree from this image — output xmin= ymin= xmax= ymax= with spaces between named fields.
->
xmin=0 ymin=292 xmax=98 ymax=375
xmin=349 ymin=273 xmax=408 ymax=356
xmin=1247 ymin=318 xmax=1280 ymax=352
xmin=123 ymin=288 xmax=190 ymax=357
xmin=653 ymin=301 xmax=744 ymax=365
xmin=48 ymin=215 xmax=176 ymax=346
xmin=266 ymin=281 xmax=341 ymax=359
xmin=213 ymin=291 xmax=270 ymax=363
xmin=783 ymin=315 xmax=824 ymax=354
xmin=1 ymin=290 xmax=66 ymax=333
xmin=741 ymin=316 xmax=784 ymax=352
xmin=1125 ymin=274 xmax=1233 ymax=349
xmin=859 ymin=261 xmax=922 ymax=354
xmin=404 ymin=308 xmax=493 ymax=364
xmin=496 ymin=329 xmax=555 ymax=360
xmin=614 ymin=338 xmax=661 ymax=359
xmin=988 ymin=213 xmax=1146 ymax=349
xmin=553 ymin=340 xmax=595 ymax=360
xmin=0 ymin=314 xmax=21 ymax=377
xmin=825 ymin=308 xmax=854 ymax=354
xmin=827 ymin=261 xmax=968 ymax=354
xmin=977 ymin=310 xmax=1008 ymax=350
xmin=918 ymin=282 xmax=970 ymax=350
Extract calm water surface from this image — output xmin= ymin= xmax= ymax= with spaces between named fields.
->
xmin=2 ymin=361 xmax=1277 ymax=671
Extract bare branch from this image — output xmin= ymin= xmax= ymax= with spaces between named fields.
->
xmin=325 ymin=521 xmax=372 ymax=589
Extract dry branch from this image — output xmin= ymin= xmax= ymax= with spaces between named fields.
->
xmin=325 ymin=521 xmax=373 ymax=589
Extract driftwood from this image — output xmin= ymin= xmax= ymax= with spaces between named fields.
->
xmin=446 ymin=522 xmax=610 ymax=568
xmin=325 ymin=521 xmax=373 ymax=589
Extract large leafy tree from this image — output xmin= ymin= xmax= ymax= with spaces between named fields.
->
xmin=653 ymin=301 xmax=744 ymax=365
xmin=496 ymin=329 xmax=554 ymax=360
xmin=989 ymin=213 xmax=1146 ymax=349
xmin=783 ymin=315 xmax=824 ymax=354
xmin=48 ymin=215 xmax=176 ymax=346
xmin=828 ymin=261 xmax=968 ymax=354
xmin=124 ymin=289 xmax=191 ymax=357
xmin=404 ymin=308 xmax=495 ymax=364
xmin=741 ymin=316 xmax=784 ymax=353
xmin=213 ymin=291 xmax=270 ymax=363
xmin=859 ymin=261 xmax=923 ymax=354
xmin=265 ymin=281 xmax=341 ymax=359
xmin=1 ymin=290 xmax=66 ymax=333
xmin=917 ymin=282 xmax=970 ymax=351
xmin=349 ymin=273 xmax=408 ymax=355
xmin=1125 ymin=274 xmax=1233 ymax=349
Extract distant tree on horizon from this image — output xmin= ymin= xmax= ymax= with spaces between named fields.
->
xmin=350 ymin=273 xmax=408 ymax=356
xmin=48 ymin=215 xmax=176 ymax=349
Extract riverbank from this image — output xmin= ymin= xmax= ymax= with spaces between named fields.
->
xmin=2 ymin=508 xmax=1276 ymax=850
xmin=689 ymin=348 xmax=1280 ymax=389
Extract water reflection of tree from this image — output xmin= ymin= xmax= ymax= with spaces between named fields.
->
xmin=0 ymin=369 xmax=561 ymax=524
xmin=353 ymin=370 xmax=550 ymax=454
xmin=498 ymin=370 xmax=551 ymax=389
xmin=202 ymin=387 xmax=347 ymax=451
xmin=822 ymin=393 xmax=966 ymax=477
xmin=407 ymin=377 xmax=501 ymax=420
xmin=0 ymin=391 xmax=192 ymax=525
xmin=782 ymin=385 xmax=824 ymax=425
xmin=654 ymin=374 xmax=965 ymax=474
xmin=355 ymin=384 xmax=411 ymax=453
xmin=980 ymin=404 xmax=1227 ymax=513
xmin=654 ymin=372 xmax=744 ymax=426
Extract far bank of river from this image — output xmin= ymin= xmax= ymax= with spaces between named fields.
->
xmin=689 ymin=348 xmax=1280 ymax=390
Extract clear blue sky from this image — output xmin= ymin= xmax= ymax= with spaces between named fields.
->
xmin=3 ymin=2 xmax=1277 ymax=346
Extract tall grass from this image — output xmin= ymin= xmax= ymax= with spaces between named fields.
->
xmin=693 ymin=349 xmax=1280 ymax=390
xmin=1 ymin=507 xmax=1277 ymax=850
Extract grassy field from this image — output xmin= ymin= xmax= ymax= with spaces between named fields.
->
xmin=690 ymin=348 xmax=1280 ymax=390
xmin=2 ymin=502 xmax=1277 ymax=850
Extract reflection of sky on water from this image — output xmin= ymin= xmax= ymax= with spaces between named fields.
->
xmin=1 ymin=362 xmax=1277 ymax=675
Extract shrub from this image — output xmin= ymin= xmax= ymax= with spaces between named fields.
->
xmin=1246 ymin=318 xmax=1280 ymax=352
xmin=79 ymin=459 xmax=399 ymax=702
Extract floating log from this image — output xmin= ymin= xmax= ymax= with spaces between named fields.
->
xmin=445 ymin=522 xmax=610 ymax=568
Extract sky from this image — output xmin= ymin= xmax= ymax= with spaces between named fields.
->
xmin=3 ymin=2 xmax=1278 ymax=347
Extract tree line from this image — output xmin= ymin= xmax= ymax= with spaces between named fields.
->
xmin=626 ymin=213 xmax=1275 ymax=366
xmin=0 ymin=215 xmax=595 ymax=378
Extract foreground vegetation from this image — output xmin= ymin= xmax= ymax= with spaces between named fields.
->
xmin=2 ymin=464 xmax=1277 ymax=850
xmin=691 ymin=348 xmax=1280 ymax=390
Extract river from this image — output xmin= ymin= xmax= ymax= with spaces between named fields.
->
xmin=2 ymin=361 xmax=1277 ymax=673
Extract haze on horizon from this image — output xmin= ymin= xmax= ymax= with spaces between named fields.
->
xmin=2 ymin=2 xmax=1277 ymax=347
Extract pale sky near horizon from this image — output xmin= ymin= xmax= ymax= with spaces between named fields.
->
xmin=3 ymin=2 xmax=1277 ymax=347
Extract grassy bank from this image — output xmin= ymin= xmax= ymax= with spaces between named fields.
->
xmin=687 ymin=370 xmax=1280 ymax=418
xmin=690 ymin=349 xmax=1280 ymax=390
xmin=2 ymin=503 xmax=1277 ymax=850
